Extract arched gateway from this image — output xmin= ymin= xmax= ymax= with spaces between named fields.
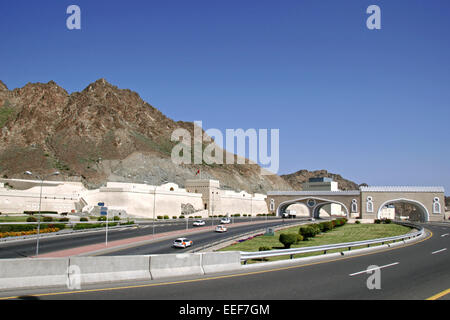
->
xmin=267 ymin=186 xmax=445 ymax=222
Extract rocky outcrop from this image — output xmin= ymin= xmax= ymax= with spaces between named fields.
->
xmin=280 ymin=169 xmax=361 ymax=191
xmin=0 ymin=79 xmax=292 ymax=193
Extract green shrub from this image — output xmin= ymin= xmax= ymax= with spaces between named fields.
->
xmin=299 ymin=226 xmax=319 ymax=240
xmin=355 ymin=220 xmax=361 ymax=224
xmin=311 ymin=224 xmax=321 ymax=234
xmin=318 ymin=223 xmax=326 ymax=232
xmin=41 ymin=223 xmax=65 ymax=230
xmin=42 ymin=216 xmax=53 ymax=222
xmin=26 ymin=216 xmax=37 ymax=222
xmin=163 ymin=215 xmax=169 ymax=219
xmin=120 ymin=220 xmax=135 ymax=225
xmin=279 ymin=233 xmax=298 ymax=249
xmin=59 ymin=217 xmax=69 ymax=222
xmin=384 ymin=219 xmax=392 ymax=224
xmin=336 ymin=218 xmax=348 ymax=226
xmin=374 ymin=219 xmax=381 ymax=224
xmin=98 ymin=216 xmax=107 ymax=221
xmin=0 ymin=224 xmax=35 ymax=232
xmin=321 ymin=221 xmax=334 ymax=232
xmin=113 ymin=216 xmax=120 ymax=221
xmin=179 ymin=215 xmax=185 ymax=219
xmin=172 ymin=216 xmax=177 ymax=219
xmin=157 ymin=216 xmax=163 ymax=219
xmin=296 ymin=234 xmax=304 ymax=243
xmin=80 ymin=217 xmax=88 ymax=222
xmin=259 ymin=246 xmax=271 ymax=251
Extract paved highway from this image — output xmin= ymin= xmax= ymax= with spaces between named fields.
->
xmin=1 ymin=222 xmax=448 ymax=300
xmin=0 ymin=217 xmax=301 ymax=259
xmin=99 ymin=218 xmax=304 ymax=256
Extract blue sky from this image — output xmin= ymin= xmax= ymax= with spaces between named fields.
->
xmin=1 ymin=1 xmax=449 ymax=192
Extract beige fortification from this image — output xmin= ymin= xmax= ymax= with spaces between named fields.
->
xmin=0 ymin=178 xmax=268 ymax=219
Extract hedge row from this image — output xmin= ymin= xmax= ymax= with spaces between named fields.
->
xmin=0 ymin=223 xmax=66 ymax=233
xmin=278 ymin=218 xmax=348 ymax=249
xmin=73 ymin=223 xmax=119 ymax=230
xmin=374 ymin=218 xmax=392 ymax=224
xmin=299 ymin=218 xmax=347 ymax=241
xmin=0 ymin=227 xmax=60 ymax=239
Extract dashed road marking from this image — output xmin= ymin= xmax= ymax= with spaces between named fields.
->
xmin=349 ymin=262 xmax=399 ymax=276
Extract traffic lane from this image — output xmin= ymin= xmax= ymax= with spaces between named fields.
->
xmin=0 ymin=222 xmax=444 ymax=300
xmin=29 ymin=224 xmax=449 ymax=300
xmin=100 ymin=220 xmax=302 ymax=256
xmin=0 ymin=218 xmax=289 ymax=258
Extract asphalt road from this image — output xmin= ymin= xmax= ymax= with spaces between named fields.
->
xmin=0 ymin=217 xmax=301 ymax=258
xmin=99 ymin=218 xmax=304 ymax=256
xmin=1 ymin=222 xmax=448 ymax=300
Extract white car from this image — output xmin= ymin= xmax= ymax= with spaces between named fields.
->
xmin=215 ymin=225 xmax=228 ymax=233
xmin=193 ymin=220 xmax=205 ymax=226
xmin=172 ymin=238 xmax=193 ymax=248
xmin=220 ymin=217 xmax=231 ymax=224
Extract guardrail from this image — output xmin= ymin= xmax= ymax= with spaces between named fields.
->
xmin=240 ymin=221 xmax=424 ymax=264
xmin=0 ymin=221 xmax=426 ymax=292
xmin=189 ymin=219 xmax=309 ymax=253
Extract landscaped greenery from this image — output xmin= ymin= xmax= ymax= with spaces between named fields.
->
xmin=0 ymin=216 xmax=30 ymax=222
xmin=220 ymin=221 xmax=411 ymax=263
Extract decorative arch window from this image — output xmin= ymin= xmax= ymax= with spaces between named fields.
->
xmin=433 ymin=197 xmax=441 ymax=214
xmin=204 ymin=203 xmax=208 ymax=210
xmin=366 ymin=196 xmax=374 ymax=213
xmin=351 ymin=199 xmax=358 ymax=213
xmin=307 ymin=199 xmax=316 ymax=208
xmin=269 ymin=199 xmax=275 ymax=211
xmin=170 ymin=187 xmax=174 ymax=191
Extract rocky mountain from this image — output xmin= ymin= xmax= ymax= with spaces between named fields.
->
xmin=280 ymin=169 xmax=361 ymax=191
xmin=0 ymin=79 xmax=363 ymax=194
xmin=0 ymin=79 xmax=293 ymax=193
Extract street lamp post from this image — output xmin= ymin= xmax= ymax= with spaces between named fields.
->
xmin=145 ymin=180 xmax=167 ymax=236
xmin=25 ymin=170 xmax=60 ymax=256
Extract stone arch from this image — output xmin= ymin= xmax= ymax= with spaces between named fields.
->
xmin=376 ymin=198 xmax=429 ymax=222
xmin=277 ymin=197 xmax=350 ymax=219
xmin=312 ymin=201 xmax=348 ymax=219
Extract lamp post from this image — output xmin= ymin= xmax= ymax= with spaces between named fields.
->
xmin=145 ymin=180 xmax=167 ymax=236
xmin=24 ymin=170 xmax=60 ymax=256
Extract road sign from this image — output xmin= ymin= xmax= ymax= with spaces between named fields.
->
xmin=265 ymin=227 xmax=275 ymax=236
xmin=98 ymin=202 xmax=105 ymax=207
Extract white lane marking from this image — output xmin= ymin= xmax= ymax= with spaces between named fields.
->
xmin=441 ymin=233 xmax=449 ymax=237
xmin=349 ymin=262 xmax=399 ymax=276
xmin=431 ymin=248 xmax=447 ymax=255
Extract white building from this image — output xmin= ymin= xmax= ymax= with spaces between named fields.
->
xmin=0 ymin=178 xmax=268 ymax=219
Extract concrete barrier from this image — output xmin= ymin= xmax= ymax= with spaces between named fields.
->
xmin=0 ymin=258 xmax=69 ymax=290
xmin=201 ymin=251 xmax=241 ymax=274
xmin=150 ymin=253 xmax=204 ymax=279
xmin=69 ymin=256 xmax=151 ymax=285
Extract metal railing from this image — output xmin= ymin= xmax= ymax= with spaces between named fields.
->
xmin=189 ymin=219 xmax=308 ymax=253
xmin=240 ymin=221 xmax=424 ymax=263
